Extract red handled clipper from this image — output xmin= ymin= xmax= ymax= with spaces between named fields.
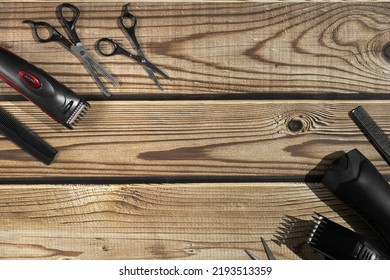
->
xmin=0 ymin=47 xmax=89 ymax=129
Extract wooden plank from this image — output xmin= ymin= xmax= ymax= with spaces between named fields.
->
xmin=0 ymin=182 xmax=376 ymax=260
xmin=2 ymin=2 xmax=390 ymax=97
xmin=1 ymin=100 xmax=390 ymax=181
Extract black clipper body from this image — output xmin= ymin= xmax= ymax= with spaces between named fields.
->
xmin=322 ymin=149 xmax=390 ymax=246
xmin=0 ymin=47 xmax=89 ymax=129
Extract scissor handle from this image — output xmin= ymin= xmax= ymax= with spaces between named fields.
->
xmin=96 ymin=38 xmax=123 ymax=57
xmin=120 ymin=3 xmax=136 ymax=29
xmin=57 ymin=3 xmax=81 ymax=44
xmin=23 ymin=20 xmax=73 ymax=49
xmin=119 ymin=3 xmax=141 ymax=50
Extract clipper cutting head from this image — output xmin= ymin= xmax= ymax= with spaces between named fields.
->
xmin=307 ymin=213 xmax=389 ymax=260
xmin=307 ymin=213 xmax=324 ymax=246
xmin=65 ymin=99 xmax=90 ymax=129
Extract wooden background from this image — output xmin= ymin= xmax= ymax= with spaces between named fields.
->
xmin=0 ymin=1 xmax=390 ymax=259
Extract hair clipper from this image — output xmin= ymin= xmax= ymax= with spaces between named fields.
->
xmin=307 ymin=213 xmax=389 ymax=260
xmin=0 ymin=47 xmax=89 ymax=129
xmin=322 ymin=149 xmax=390 ymax=246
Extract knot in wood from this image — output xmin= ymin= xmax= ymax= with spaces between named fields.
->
xmin=383 ymin=43 xmax=390 ymax=62
xmin=287 ymin=118 xmax=305 ymax=133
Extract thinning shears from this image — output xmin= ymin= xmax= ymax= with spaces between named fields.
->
xmin=24 ymin=3 xmax=119 ymax=97
xmin=96 ymin=3 xmax=171 ymax=90
xmin=244 ymin=237 xmax=276 ymax=260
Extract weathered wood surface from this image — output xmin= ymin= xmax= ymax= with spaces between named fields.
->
xmin=0 ymin=183 xmax=376 ymax=260
xmin=1 ymin=1 xmax=390 ymax=261
xmin=2 ymin=2 xmax=390 ymax=97
xmin=0 ymin=100 xmax=389 ymax=181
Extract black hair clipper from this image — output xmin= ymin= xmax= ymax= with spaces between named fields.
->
xmin=322 ymin=149 xmax=390 ymax=246
xmin=307 ymin=213 xmax=389 ymax=260
xmin=0 ymin=47 xmax=89 ymax=129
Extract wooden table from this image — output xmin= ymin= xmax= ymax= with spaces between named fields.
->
xmin=0 ymin=1 xmax=389 ymax=259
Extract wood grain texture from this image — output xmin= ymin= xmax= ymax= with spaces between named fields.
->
xmin=1 ymin=1 xmax=389 ymax=262
xmin=2 ymin=2 xmax=390 ymax=97
xmin=1 ymin=100 xmax=390 ymax=181
xmin=0 ymin=182 xmax=377 ymax=260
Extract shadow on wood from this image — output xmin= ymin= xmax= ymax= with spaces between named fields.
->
xmin=273 ymin=215 xmax=325 ymax=260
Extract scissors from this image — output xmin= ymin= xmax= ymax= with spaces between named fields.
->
xmin=244 ymin=237 xmax=276 ymax=260
xmin=24 ymin=3 xmax=119 ymax=97
xmin=96 ymin=3 xmax=170 ymax=90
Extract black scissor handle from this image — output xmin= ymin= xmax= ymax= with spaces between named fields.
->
xmin=23 ymin=20 xmax=72 ymax=49
xmin=96 ymin=38 xmax=121 ymax=56
xmin=57 ymin=3 xmax=81 ymax=44
xmin=119 ymin=3 xmax=141 ymax=50
xmin=120 ymin=3 xmax=136 ymax=29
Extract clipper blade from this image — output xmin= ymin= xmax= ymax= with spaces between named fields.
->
xmin=307 ymin=213 xmax=324 ymax=247
xmin=307 ymin=213 xmax=389 ymax=260
xmin=66 ymin=99 xmax=90 ymax=129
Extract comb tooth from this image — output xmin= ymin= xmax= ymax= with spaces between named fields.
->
xmin=311 ymin=236 xmax=319 ymax=243
xmin=310 ymin=232 xmax=320 ymax=241
xmin=313 ymin=216 xmax=321 ymax=224
xmin=313 ymin=212 xmax=323 ymax=220
xmin=311 ymin=229 xmax=321 ymax=238
xmin=313 ymin=220 xmax=321 ymax=228
xmin=66 ymin=101 xmax=89 ymax=128
xmin=307 ymin=213 xmax=326 ymax=245
xmin=307 ymin=234 xmax=318 ymax=244
xmin=307 ymin=229 xmax=318 ymax=243
xmin=317 ymin=223 xmax=325 ymax=230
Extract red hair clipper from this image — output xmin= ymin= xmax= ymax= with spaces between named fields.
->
xmin=0 ymin=47 xmax=89 ymax=129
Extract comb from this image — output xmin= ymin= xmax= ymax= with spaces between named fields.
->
xmin=307 ymin=213 xmax=389 ymax=260
xmin=350 ymin=106 xmax=390 ymax=165
xmin=0 ymin=107 xmax=58 ymax=165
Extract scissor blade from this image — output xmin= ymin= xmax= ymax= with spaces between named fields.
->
xmin=244 ymin=250 xmax=260 ymax=260
xmin=82 ymin=57 xmax=112 ymax=97
xmin=144 ymin=62 xmax=171 ymax=80
xmin=71 ymin=44 xmax=119 ymax=86
xmin=130 ymin=55 xmax=170 ymax=90
xmin=143 ymin=66 xmax=162 ymax=90
xmin=261 ymin=237 xmax=276 ymax=260
xmin=84 ymin=55 xmax=119 ymax=86
xmin=135 ymin=49 xmax=171 ymax=80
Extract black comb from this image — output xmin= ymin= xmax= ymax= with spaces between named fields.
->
xmin=0 ymin=107 xmax=57 ymax=165
xmin=350 ymin=106 xmax=390 ymax=165
xmin=307 ymin=213 xmax=389 ymax=260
